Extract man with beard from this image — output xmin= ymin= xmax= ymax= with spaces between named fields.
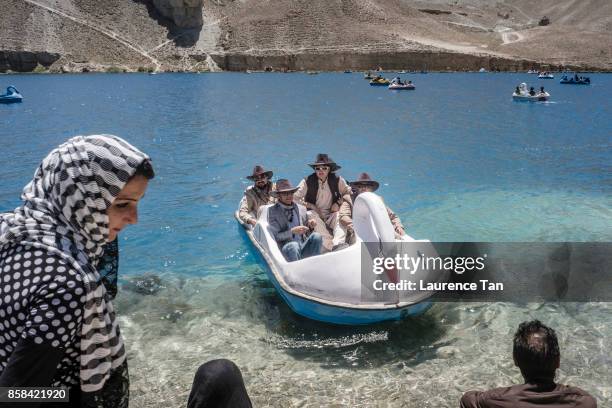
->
xmin=238 ymin=165 xmax=276 ymax=227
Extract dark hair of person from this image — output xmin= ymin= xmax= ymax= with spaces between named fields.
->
xmin=133 ymin=159 xmax=155 ymax=180
xmin=513 ymin=320 xmax=560 ymax=381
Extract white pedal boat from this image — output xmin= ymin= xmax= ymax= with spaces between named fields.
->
xmin=538 ymin=72 xmax=554 ymax=79
xmin=388 ymin=83 xmax=415 ymax=90
xmin=236 ymin=192 xmax=446 ymax=325
xmin=513 ymin=92 xmax=550 ymax=102
xmin=512 ymin=83 xmax=550 ymax=102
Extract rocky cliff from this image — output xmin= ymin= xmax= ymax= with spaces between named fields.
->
xmin=1 ymin=0 xmax=610 ymax=72
xmin=151 ymin=0 xmax=203 ymax=28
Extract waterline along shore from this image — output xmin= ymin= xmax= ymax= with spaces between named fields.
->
xmin=2 ymin=49 xmax=610 ymax=74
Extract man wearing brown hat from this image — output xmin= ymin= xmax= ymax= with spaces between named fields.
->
xmin=268 ymin=179 xmax=322 ymax=262
xmin=339 ymin=172 xmax=405 ymax=244
xmin=294 ymin=154 xmax=352 ymax=252
xmin=238 ymin=165 xmax=276 ymax=227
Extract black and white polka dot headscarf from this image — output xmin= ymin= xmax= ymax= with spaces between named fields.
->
xmin=0 ymin=135 xmax=150 ymax=393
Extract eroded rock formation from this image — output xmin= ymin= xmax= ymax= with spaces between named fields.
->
xmin=0 ymin=51 xmax=61 ymax=72
xmin=151 ymin=0 xmax=203 ymax=28
xmin=0 ymin=0 xmax=610 ymax=72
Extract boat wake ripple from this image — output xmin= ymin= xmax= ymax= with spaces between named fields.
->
xmin=264 ymin=331 xmax=389 ymax=350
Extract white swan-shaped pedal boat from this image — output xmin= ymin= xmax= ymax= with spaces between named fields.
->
xmin=512 ymin=83 xmax=550 ymax=102
xmin=236 ymin=192 xmax=447 ymax=325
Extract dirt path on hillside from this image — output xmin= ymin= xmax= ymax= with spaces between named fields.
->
xmin=24 ymin=0 xmax=161 ymax=69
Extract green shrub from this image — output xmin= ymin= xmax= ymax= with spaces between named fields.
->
xmin=32 ymin=63 xmax=47 ymax=73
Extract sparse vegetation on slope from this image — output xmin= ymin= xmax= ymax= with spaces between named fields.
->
xmin=1 ymin=0 xmax=610 ymax=72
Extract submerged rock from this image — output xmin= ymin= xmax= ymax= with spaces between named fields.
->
xmin=123 ymin=274 xmax=166 ymax=295
xmin=159 ymin=300 xmax=192 ymax=322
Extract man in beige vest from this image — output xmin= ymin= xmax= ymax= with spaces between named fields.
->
xmin=238 ymin=165 xmax=276 ymax=227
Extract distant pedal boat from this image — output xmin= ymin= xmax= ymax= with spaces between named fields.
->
xmin=369 ymin=78 xmax=390 ymax=86
xmin=538 ymin=72 xmax=554 ymax=79
xmin=513 ymin=92 xmax=550 ymax=102
xmin=236 ymin=192 xmax=444 ymax=325
xmin=0 ymin=86 xmax=23 ymax=104
xmin=560 ymin=75 xmax=590 ymax=85
xmin=388 ymin=83 xmax=415 ymax=90
xmin=513 ymin=83 xmax=549 ymax=102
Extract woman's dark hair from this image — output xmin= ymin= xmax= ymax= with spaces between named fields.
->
xmin=133 ymin=159 xmax=155 ymax=180
xmin=513 ymin=320 xmax=560 ymax=381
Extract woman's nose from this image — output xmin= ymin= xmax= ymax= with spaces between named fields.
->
xmin=125 ymin=207 xmax=138 ymax=225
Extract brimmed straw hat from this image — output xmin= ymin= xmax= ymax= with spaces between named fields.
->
xmin=270 ymin=179 xmax=298 ymax=197
xmin=349 ymin=172 xmax=380 ymax=191
xmin=246 ymin=165 xmax=273 ymax=180
xmin=308 ymin=153 xmax=341 ymax=172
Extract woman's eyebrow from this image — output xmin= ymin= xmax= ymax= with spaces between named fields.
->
xmin=115 ymin=193 xmax=145 ymax=201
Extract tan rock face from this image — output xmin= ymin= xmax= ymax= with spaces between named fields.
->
xmin=152 ymin=0 xmax=203 ymax=28
xmin=1 ymin=0 xmax=610 ymax=72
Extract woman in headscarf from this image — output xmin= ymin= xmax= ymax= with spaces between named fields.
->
xmin=0 ymin=135 xmax=154 ymax=407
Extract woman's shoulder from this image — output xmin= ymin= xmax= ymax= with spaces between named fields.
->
xmin=1 ymin=243 xmax=86 ymax=349
xmin=3 ymin=242 xmax=78 ymax=267
xmin=1 ymin=242 xmax=86 ymax=294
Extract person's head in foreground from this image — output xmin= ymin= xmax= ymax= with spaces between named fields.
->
xmin=0 ymin=134 xmax=153 ymax=405
xmin=513 ymin=319 xmax=559 ymax=382
xmin=460 ymin=320 xmax=597 ymax=408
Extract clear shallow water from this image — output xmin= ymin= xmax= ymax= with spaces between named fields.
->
xmin=1 ymin=73 xmax=611 ymax=407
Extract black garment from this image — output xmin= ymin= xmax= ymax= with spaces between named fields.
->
xmin=0 ymin=244 xmax=84 ymax=388
xmin=304 ymin=173 xmax=341 ymax=206
xmin=0 ymin=337 xmax=77 ymax=408
xmin=97 ymin=240 xmax=119 ymax=299
xmin=0 ymin=243 xmax=130 ymax=408
xmin=187 ymin=360 xmax=252 ymax=408
xmin=461 ymin=381 xmax=597 ymax=408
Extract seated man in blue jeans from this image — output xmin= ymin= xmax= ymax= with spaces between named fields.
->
xmin=268 ymin=179 xmax=322 ymax=262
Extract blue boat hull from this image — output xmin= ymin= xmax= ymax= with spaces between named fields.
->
xmin=239 ymin=223 xmax=433 ymax=325
xmin=560 ymin=81 xmax=590 ymax=85
xmin=280 ymin=289 xmax=432 ymax=325
xmin=0 ymin=97 xmax=22 ymax=104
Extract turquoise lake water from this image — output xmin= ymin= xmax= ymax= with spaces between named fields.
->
xmin=1 ymin=73 xmax=611 ymax=407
